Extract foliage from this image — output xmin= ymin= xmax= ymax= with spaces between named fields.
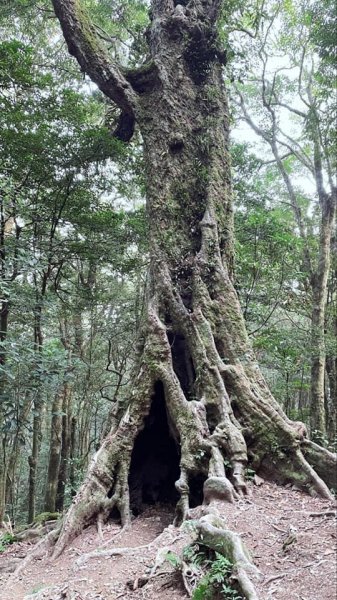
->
xmin=165 ymin=544 xmax=243 ymax=599
xmin=185 ymin=544 xmax=243 ymax=600
xmin=232 ymin=143 xmax=314 ymax=421
xmin=0 ymin=532 xmax=17 ymax=553
xmin=0 ymin=0 xmax=146 ymax=524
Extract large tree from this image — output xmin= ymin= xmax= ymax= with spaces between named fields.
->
xmin=50 ymin=0 xmax=336 ymax=584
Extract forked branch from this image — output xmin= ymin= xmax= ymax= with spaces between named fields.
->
xmin=52 ymin=0 xmax=139 ymax=117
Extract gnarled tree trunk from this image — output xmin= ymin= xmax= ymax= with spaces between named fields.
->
xmin=51 ymin=0 xmax=336 ymax=566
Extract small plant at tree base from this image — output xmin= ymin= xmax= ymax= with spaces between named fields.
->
xmin=192 ymin=551 xmax=244 ymax=600
xmin=178 ymin=544 xmax=244 ymax=600
xmin=0 ymin=532 xmax=17 ymax=552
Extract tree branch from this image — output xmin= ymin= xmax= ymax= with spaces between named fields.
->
xmin=272 ymin=100 xmax=306 ymax=119
xmin=234 ymin=87 xmax=313 ymax=276
xmin=51 ymin=0 xmax=139 ymax=117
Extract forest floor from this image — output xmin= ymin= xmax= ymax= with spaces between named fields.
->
xmin=1 ymin=481 xmax=336 ymax=600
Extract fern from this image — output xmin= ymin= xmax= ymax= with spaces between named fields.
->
xmin=190 ymin=548 xmax=244 ymax=600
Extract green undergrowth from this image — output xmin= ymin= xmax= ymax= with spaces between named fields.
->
xmin=32 ymin=511 xmax=60 ymax=525
xmin=166 ymin=543 xmax=244 ymax=600
xmin=0 ymin=532 xmax=17 ymax=552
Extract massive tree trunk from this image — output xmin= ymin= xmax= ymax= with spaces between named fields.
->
xmin=51 ymin=0 xmax=336 ymax=567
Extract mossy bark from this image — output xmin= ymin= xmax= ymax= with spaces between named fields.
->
xmin=44 ymin=389 xmax=63 ymax=513
xmin=310 ymin=197 xmax=336 ymax=438
xmin=52 ymin=0 xmax=337 ymax=562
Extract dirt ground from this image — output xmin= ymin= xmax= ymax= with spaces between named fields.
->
xmin=1 ymin=481 xmax=336 ymax=600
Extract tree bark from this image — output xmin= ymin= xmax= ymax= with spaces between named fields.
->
xmin=28 ymin=296 xmax=44 ymax=524
xmin=310 ymin=189 xmax=336 ymax=439
xmin=68 ymin=416 xmax=77 ymax=498
xmin=0 ymin=194 xmax=10 ymax=522
xmin=55 ymin=382 xmax=72 ymax=512
xmin=44 ymin=387 xmax=64 ymax=513
xmin=0 ymin=302 xmax=9 ymax=523
xmin=5 ymin=392 xmax=32 ymax=510
xmin=51 ymin=0 xmax=337 ymax=561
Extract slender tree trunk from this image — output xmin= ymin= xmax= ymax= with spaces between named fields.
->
xmin=310 ymin=198 xmax=336 ymax=438
xmin=5 ymin=392 xmax=31 ymax=511
xmin=0 ymin=427 xmax=7 ymax=523
xmin=325 ymin=237 xmax=337 ymax=444
xmin=44 ymin=387 xmax=63 ymax=512
xmin=28 ymin=301 xmax=44 ymax=523
xmin=52 ymin=0 xmax=337 ymax=563
xmin=0 ymin=302 xmax=9 ymax=523
xmin=326 ymin=357 xmax=337 ymax=443
xmin=0 ymin=194 xmax=9 ymax=522
xmin=55 ymin=382 xmax=72 ymax=512
xmin=68 ymin=416 xmax=77 ymax=498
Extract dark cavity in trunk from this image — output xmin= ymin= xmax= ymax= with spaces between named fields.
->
xmin=128 ymin=382 xmax=180 ymax=515
xmin=167 ymin=331 xmax=196 ymax=401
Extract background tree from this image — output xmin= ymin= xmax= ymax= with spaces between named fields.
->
xmin=230 ymin=0 xmax=336 ymax=441
xmin=0 ymin=4 xmax=145 ymax=524
xmin=233 ymin=143 xmax=314 ymax=424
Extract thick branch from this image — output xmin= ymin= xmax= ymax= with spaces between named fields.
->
xmin=52 ymin=0 xmax=139 ymax=116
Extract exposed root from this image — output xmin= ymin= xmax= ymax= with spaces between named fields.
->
xmin=294 ymin=449 xmax=334 ymax=500
xmin=263 ymin=573 xmax=287 ymax=586
xmin=96 ymin=514 xmax=104 ymax=541
xmin=301 ymin=439 xmax=337 ymax=489
xmin=195 ymin=512 xmax=261 ymax=600
xmin=11 ymin=527 xmax=59 ymax=580
xmin=45 ymin=249 xmax=336 ymax=561
xmin=181 ymin=559 xmax=202 ymax=596
xmin=76 ymin=528 xmax=181 ymax=567
xmin=76 ymin=541 xmax=153 ymax=566
xmin=50 ymin=366 xmax=155 ymax=559
xmin=126 ymin=570 xmax=173 ymax=591
xmin=203 ymin=476 xmax=239 ymax=504
xmin=95 ymin=508 xmax=262 ymax=600
xmin=97 ymin=524 xmax=130 ymax=548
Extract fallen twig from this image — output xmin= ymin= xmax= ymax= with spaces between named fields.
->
xmin=264 ymin=572 xmax=287 ymax=585
xmin=308 ymin=511 xmax=337 ymax=518
xmin=271 ymin=523 xmax=287 ymax=533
